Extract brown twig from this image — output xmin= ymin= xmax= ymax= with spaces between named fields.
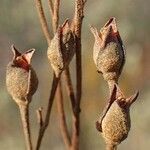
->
xmin=35 ymin=0 xmax=51 ymax=45
xmin=70 ymin=0 xmax=86 ymax=150
xmin=48 ymin=0 xmax=54 ymax=16
xmin=74 ymin=0 xmax=86 ymax=111
xmin=48 ymin=0 xmax=60 ymax=33
xmin=18 ymin=104 xmax=32 ymax=150
xmin=56 ymin=81 xmax=71 ymax=150
xmin=36 ymin=74 xmax=60 ymax=150
xmin=62 ymin=67 xmax=80 ymax=150
xmin=35 ymin=0 xmax=62 ymax=149
xmin=63 ymin=68 xmax=76 ymax=113
xmin=52 ymin=0 xmax=60 ymax=32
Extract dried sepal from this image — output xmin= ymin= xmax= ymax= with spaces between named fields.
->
xmin=22 ymin=49 xmax=35 ymax=65
xmin=96 ymin=84 xmax=139 ymax=146
xmin=47 ymin=19 xmax=76 ymax=77
xmin=90 ymin=17 xmax=125 ymax=83
xmin=11 ymin=45 xmax=21 ymax=60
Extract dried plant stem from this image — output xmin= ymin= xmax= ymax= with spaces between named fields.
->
xmin=63 ymin=68 xmax=80 ymax=150
xmin=71 ymin=113 xmax=80 ymax=150
xmin=63 ymin=68 xmax=76 ymax=112
xmin=56 ymin=81 xmax=71 ymax=150
xmin=74 ymin=0 xmax=86 ymax=110
xmin=73 ymin=0 xmax=86 ymax=36
xmin=36 ymin=74 xmax=60 ymax=150
xmin=70 ymin=1 xmax=86 ymax=149
xmin=52 ymin=0 xmax=60 ymax=32
xmin=18 ymin=104 xmax=32 ymax=150
xmin=35 ymin=0 xmax=51 ymax=45
xmin=48 ymin=0 xmax=54 ymax=16
xmin=106 ymin=144 xmax=117 ymax=150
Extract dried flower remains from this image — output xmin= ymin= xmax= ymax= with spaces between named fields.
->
xmin=47 ymin=19 xmax=76 ymax=77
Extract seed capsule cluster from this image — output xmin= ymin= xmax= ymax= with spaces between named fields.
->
xmin=90 ymin=18 xmax=139 ymax=148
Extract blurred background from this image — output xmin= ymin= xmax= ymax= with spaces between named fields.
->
xmin=0 ymin=0 xmax=150 ymax=149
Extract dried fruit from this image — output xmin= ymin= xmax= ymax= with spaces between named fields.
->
xmin=47 ymin=19 xmax=76 ymax=77
xmin=96 ymin=85 xmax=139 ymax=147
xmin=6 ymin=45 xmax=38 ymax=105
xmin=90 ymin=18 xmax=125 ymax=84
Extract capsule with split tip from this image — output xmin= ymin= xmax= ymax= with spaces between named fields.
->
xmin=6 ymin=45 xmax=38 ymax=105
xmin=90 ymin=17 xmax=125 ymax=84
xmin=47 ymin=19 xmax=76 ymax=77
xmin=96 ymin=84 xmax=139 ymax=147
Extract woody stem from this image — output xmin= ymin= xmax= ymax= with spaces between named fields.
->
xmin=18 ymin=103 xmax=32 ymax=150
xmin=36 ymin=74 xmax=60 ymax=150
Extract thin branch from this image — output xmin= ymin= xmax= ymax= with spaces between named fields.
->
xmin=56 ymin=81 xmax=71 ymax=150
xmin=52 ymin=0 xmax=61 ymax=32
xmin=36 ymin=74 xmax=60 ymax=150
xmin=18 ymin=104 xmax=32 ymax=150
xmin=35 ymin=0 xmax=51 ymax=46
xmin=73 ymin=0 xmax=86 ymax=35
xmin=71 ymin=113 xmax=80 ymax=150
xmin=48 ymin=0 xmax=54 ymax=16
xmin=74 ymin=0 xmax=86 ymax=110
xmin=71 ymin=0 xmax=86 ymax=149
xmin=63 ymin=68 xmax=76 ymax=113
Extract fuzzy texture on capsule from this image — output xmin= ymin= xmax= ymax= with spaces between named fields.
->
xmin=90 ymin=18 xmax=125 ymax=83
xmin=102 ymin=99 xmax=130 ymax=146
xmin=6 ymin=45 xmax=38 ymax=105
xmin=96 ymin=85 xmax=139 ymax=147
xmin=47 ymin=19 xmax=76 ymax=77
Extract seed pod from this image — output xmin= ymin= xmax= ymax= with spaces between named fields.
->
xmin=90 ymin=18 xmax=125 ymax=83
xmin=47 ymin=19 xmax=76 ymax=77
xmin=6 ymin=45 xmax=38 ymax=105
xmin=96 ymin=85 xmax=139 ymax=147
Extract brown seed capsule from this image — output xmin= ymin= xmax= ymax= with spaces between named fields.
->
xmin=90 ymin=18 xmax=125 ymax=83
xmin=6 ymin=45 xmax=38 ymax=105
xmin=47 ymin=19 xmax=76 ymax=77
xmin=96 ymin=84 xmax=139 ymax=147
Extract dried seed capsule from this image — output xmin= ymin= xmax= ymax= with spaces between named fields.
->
xmin=6 ymin=45 xmax=38 ymax=105
xmin=90 ymin=18 xmax=125 ymax=83
xmin=47 ymin=19 xmax=76 ymax=77
xmin=96 ymin=85 xmax=139 ymax=147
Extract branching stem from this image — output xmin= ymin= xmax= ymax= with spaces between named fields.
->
xmin=36 ymin=74 xmax=60 ymax=150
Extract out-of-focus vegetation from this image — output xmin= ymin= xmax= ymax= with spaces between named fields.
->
xmin=0 ymin=0 xmax=150 ymax=149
